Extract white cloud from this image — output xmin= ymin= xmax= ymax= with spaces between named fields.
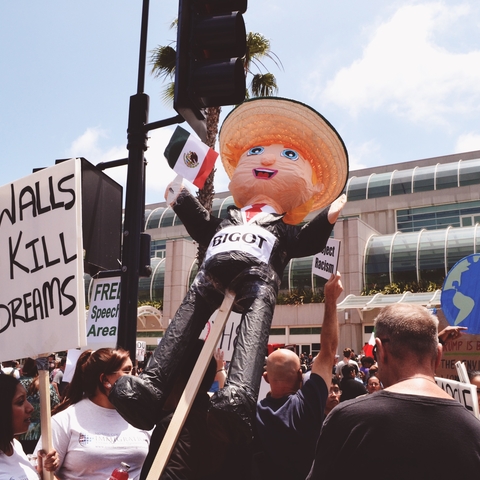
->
xmin=455 ymin=132 xmax=480 ymax=153
xmin=320 ymin=2 xmax=480 ymax=126
xmin=348 ymin=140 xmax=382 ymax=172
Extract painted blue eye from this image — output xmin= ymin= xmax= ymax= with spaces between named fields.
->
xmin=247 ymin=146 xmax=264 ymax=156
xmin=281 ymin=149 xmax=299 ymax=161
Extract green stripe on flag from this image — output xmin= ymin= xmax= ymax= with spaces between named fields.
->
xmin=164 ymin=126 xmax=190 ymax=169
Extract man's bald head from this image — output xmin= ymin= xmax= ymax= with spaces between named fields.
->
xmin=265 ymin=349 xmax=303 ymax=397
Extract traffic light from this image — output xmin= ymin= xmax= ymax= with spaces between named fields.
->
xmin=174 ymin=0 xmax=247 ymax=141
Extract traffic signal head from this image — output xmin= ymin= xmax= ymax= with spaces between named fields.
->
xmin=174 ymin=0 xmax=247 ymax=140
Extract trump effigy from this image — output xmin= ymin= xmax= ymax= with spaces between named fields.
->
xmin=110 ymin=97 xmax=349 ymax=443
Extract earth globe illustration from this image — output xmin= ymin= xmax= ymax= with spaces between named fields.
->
xmin=441 ymin=254 xmax=480 ymax=334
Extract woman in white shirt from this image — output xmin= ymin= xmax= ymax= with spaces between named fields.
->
xmin=37 ymin=348 xmax=150 ymax=480
xmin=0 ymin=375 xmax=58 ymax=480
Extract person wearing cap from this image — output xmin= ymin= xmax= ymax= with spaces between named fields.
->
xmin=109 ymin=97 xmax=349 ymax=445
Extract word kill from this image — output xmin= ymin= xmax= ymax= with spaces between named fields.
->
xmin=8 ymin=231 xmax=76 ymax=280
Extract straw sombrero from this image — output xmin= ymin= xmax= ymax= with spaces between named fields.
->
xmin=219 ymin=97 xmax=349 ymax=213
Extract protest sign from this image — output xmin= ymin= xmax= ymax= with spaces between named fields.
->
xmin=136 ymin=341 xmax=147 ymax=362
xmin=0 ymin=159 xmax=86 ymax=361
xmin=435 ymin=376 xmax=480 ymax=418
xmin=312 ymin=239 xmax=341 ymax=280
xmin=86 ymin=275 xmax=121 ymax=348
xmin=200 ymin=310 xmax=242 ymax=362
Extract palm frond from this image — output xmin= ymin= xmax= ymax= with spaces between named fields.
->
xmin=160 ymin=82 xmax=175 ymax=105
xmin=245 ymin=32 xmax=284 ymax=72
xmin=250 ymin=73 xmax=278 ymax=97
xmin=150 ymin=45 xmax=177 ymax=79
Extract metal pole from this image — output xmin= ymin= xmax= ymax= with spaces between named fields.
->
xmin=117 ymin=0 xmax=150 ymax=360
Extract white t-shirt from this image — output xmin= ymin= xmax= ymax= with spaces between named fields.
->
xmin=335 ymin=359 xmax=360 ymax=378
xmin=0 ymin=439 xmax=39 ymax=480
xmin=35 ymin=398 xmax=150 ymax=480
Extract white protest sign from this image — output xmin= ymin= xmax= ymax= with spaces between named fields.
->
xmin=86 ymin=276 xmax=121 ymax=348
xmin=63 ymin=348 xmax=84 ymax=383
xmin=312 ymin=239 xmax=341 ymax=280
xmin=200 ymin=310 xmax=242 ymax=362
xmin=0 ymin=159 xmax=86 ymax=361
xmin=136 ymin=341 xmax=147 ymax=362
xmin=435 ymin=376 xmax=480 ymax=418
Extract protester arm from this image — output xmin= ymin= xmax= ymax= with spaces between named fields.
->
xmin=311 ymin=273 xmax=342 ymax=386
xmin=214 ymin=349 xmax=227 ymax=389
xmin=438 ymin=325 xmax=467 ymax=345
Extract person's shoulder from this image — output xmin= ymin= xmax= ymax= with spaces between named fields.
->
xmin=300 ymin=373 xmax=328 ymax=397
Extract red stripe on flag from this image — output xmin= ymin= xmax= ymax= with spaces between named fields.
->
xmin=193 ymin=147 xmax=218 ymax=188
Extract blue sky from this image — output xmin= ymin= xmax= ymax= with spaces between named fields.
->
xmin=1 ymin=0 xmax=480 ymax=205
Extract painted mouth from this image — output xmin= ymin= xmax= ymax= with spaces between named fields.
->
xmin=253 ymin=168 xmax=277 ymax=179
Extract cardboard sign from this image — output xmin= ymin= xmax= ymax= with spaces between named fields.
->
xmin=435 ymin=376 xmax=480 ymax=418
xmin=0 ymin=159 xmax=86 ymax=361
xmin=200 ymin=310 xmax=242 ymax=362
xmin=86 ymin=276 xmax=121 ymax=348
xmin=136 ymin=341 xmax=147 ymax=362
xmin=312 ymin=239 xmax=341 ymax=280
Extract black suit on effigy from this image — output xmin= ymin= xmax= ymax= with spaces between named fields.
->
xmin=110 ymin=189 xmax=334 ymax=442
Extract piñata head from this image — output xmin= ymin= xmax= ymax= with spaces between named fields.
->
xmin=219 ymin=97 xmax=349 ymax=224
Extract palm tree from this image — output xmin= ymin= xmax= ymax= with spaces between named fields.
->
xmin=151 ymin=29 xmax=281 ymax=264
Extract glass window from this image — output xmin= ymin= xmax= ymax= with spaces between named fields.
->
xmin=346 ymin=177 xmax=368 ymax=202
xmin=459 ymin=158 xmax=480 ymax=186
xmin=151 ymin=239 xmax=166 ymax=259
xmin=446 ymin=227 xmax=475 ymax=271
xmin=218 ymin=196 xmax=236 ymax=218
xmin=391 ymin=169 xmax=413 ymax=196
xmin=413 ymin=165 xmax=435 ymax=193
xmin=151 ymin=258 xmax=166 ymax=302
xmin=391 ymin=232 xmax=418 ymax=284
xmin=367 ymin=172 xmax=392 ymax=199
xmin=435 ymin=162 xmax=458 ymax=190
xmin=145 ymin=208 xmax=164 ymax=230
xmin=211 ymin=197 xmax=224 ymax=217
xmin=172 ymin=215 xmax=184 ymax=227
xmin=290 ymin=256 xmax=314 ymax=291
xmin=418 ymin=230 xmax=446 ymax=283
xmin=364 ymin=235 xmax=392 ymax=289
xmin=279 ymin=261 xmax=290 ymax=294
xmin=160 ymin=208 xmax=176 ymax=228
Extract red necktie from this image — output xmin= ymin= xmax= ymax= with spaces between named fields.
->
xmin=245 ymin=204 xmax=265 ymax=222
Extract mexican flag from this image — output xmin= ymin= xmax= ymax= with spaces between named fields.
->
xmin=363 ymin=331 xmax=375 ymax=358
xmin=164 ymin=126 xmax=218 ymax=189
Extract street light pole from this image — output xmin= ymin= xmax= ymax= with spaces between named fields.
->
xmin=116 ymin=0 xmax=150 ymax=360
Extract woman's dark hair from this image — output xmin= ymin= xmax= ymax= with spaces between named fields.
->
xmin=21 ymin=358 xmax=39 ymax=378
xmin=21 ymin=358 xmax=40 ymax=397
xmin=53 ymin=348 xmax=130 ymax=415
xmin=0 ymin=375 xmax=20 ymax=452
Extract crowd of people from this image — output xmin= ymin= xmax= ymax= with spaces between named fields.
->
xmin=2 ymin=273 xmax=480 ymax=479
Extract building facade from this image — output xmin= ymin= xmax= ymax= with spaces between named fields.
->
xmin=134 ymin=149 xmax=480 ymax=361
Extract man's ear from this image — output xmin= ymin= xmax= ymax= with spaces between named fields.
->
xmin=375 ymin=337 xmax=386 ymax=364
xmin=263 ymin=371 xmax=270 ymax=384
xmin=435 ymin=344 xmax=443 ymax=370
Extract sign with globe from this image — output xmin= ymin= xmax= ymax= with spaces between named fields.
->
xmin=441 ymin=254 xmax=480 ymax=334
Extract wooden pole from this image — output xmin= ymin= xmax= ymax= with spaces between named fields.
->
xmin=38 ymin=360 xmax=54 ymax=480
xmin=145 ymin=291 xmax=235 ymax=480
